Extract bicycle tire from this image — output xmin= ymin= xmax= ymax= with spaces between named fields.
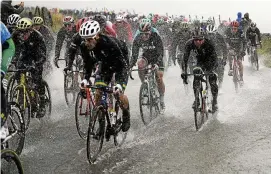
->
xmin=75 ymin=92 xmax=90 ymax=140
xmin=11 ymin=86 xmax=32 ymax=131
xmin=7 ymin=102 xmax=25 ymax=155
xmin=194 ymin=89 xmax=204 ymax=131
xmin=64 ymin=73 xmax=77 ymax=106
xmin=254 ymin=51 xmax=259 ymax=71
xmin=87 ymin=108 xmax=105 ymax=164
xmin=233 ymin=61 xmax=239 ymax=92
xmin=139 ymin=82 xmax=153 ymax=125
xmin=1 ymin=149 xmax=24 ymax=174
xmin=6 ymin=75 xmax=17 ymax=102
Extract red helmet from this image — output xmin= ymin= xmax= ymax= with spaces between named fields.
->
xmin=230 ymin=21 xmax=239 ymax=27
xmin=76 ymin=17 xmax=91 ymax=32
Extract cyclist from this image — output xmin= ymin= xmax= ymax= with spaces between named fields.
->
xmin=54 ymin=16 xmax=76 ymax=68
xmin=130 ymin=19 xmax=165 ymax=110
xmin=205 ymin=24 xmax=228 ymax=88
xmin=32 ymin=16 xmax=55 ymax=72
xmin=65 ymin=20 xmax=130 ymax=132
xmin=225 ymin=21 xmax=246 ymax=84
xmin=93 ymin=14 xmax=117 ymax=37
xmin=1 ymin=0 xmax=24 ymax=25
xmin=172 ymin=21 xmax=192 ymax=67
xmin=1 ymin=22 xmax=15 ymax=130
xmin=32 ymin=16 xmax=54 ymax=55
xmin=12 ymin=18 xmax=47 ymax=117
xmin=246 ymin=22 xmax=262 ymax=49
xmin=6 ymin=14 xmax=21 ymax=33
xmin=113 ymin=15 xmax=133 ymax=49
xmin=181 ymin=28 xmax=219 ymax=112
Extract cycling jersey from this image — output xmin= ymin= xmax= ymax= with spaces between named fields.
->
xmin=225 ymin=28 xmax=246 ymax=53
xmin=246 ymin=27 xmax=261 ymax=45
xmin=183 ymin=38 xmax=218 ymax=72
xmin=131 ymin=31 xmax=164 ymax=69
xmin=113 ymin=21 xmax=133 ymax=43
xmin=1 ymin=22 xmax=11 ymax=44
xmin=205 ymin=32 xmax=227 ymax=60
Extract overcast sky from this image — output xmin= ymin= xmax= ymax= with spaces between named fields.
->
xmin=16 ymin=0 xmax=271 ymax=32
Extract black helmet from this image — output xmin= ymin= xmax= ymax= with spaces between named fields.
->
xmin=192 ymin=27 xmax=205 ymax=39
xmin=93 ymin=15 xmax=106 ymax=27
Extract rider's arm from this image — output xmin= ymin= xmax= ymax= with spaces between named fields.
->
xmin=182 ymin=39 xmax=193 ymax=73
xmin=67 ymin=33 xmax=81 ymax=68
xmin=217 ymin=33 xmax=228 ymax=61
xmin=54 ymin=27 xmax=66 ymax=60
xmin=130 ymin=35 xmax=141 ymax=67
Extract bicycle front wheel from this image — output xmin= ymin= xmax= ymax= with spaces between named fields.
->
xmin=113 ymin=105 xmax=128 ymax=147
xmin=1 ymin=149 xmax=24 ymax=174
xmin=75 ymin=92 xmax=91 ymax=139
xmin=87 ymin=108 xmax=105 ymax=164
xmin=64 ymin=73 xmax=77 ymax=106
xmin=139 ymin=82 xmax=153 ymax=125
xmin=254 ymin=51 xmax=259 ymax=71
xmin=6 ymin=102 xmax=25 ymax=155
xmin=233 ymin=63 xmax=239 ymax=92
xmin=194 ymin=89 xmax=204 ymax=131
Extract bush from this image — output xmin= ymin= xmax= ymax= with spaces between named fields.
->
xmin=258 ymin=37 xmax=271 ymax=68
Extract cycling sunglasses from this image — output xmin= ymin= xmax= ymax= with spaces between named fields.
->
xmin=84 ymin=36 xmax=98 ymax=42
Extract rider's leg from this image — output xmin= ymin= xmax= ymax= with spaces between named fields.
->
xmin=237 ymin=58 xmax=244 ymax=81
xmin=155 ymin=70 xmax=166 ymax=108
xmin=1 ymin=82 xmax=7 ymax=127
xmin=137 ymin=58 xmax=148 ymax=83
xmin=209 ymin=73 xmax=219 ymax=111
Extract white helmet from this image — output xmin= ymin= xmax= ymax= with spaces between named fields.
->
xmin=116 ymin=15 xmax=124 ymax=22
xmin=79 ymin=20 xmax=100 ymax=38
xmin=7 ymin=14 xmax=21 ymax=26
xmin=206 ymin=24 xmax=217 ymax=33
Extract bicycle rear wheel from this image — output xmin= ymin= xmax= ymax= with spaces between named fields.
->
xmin=64 ymin=73 xmax=77 ymax=106
xmin=75 ymin=92 xmax=91 ymax=139
xmin=87 ymin=108 xmax=105 ymax=164
xmin=6 ymin=102 xmax=25 ymax=155
xmin=233 ymin=64 xmax=239 ymax=92
xmin=1 ymin=149 xmax=24 ymax=174
xmin=139 ymin=82 xmax=153 ymax=125
xmin=42 ymin=81 xmax=52 ymax=118
xmin=194 ymin=89 xmax=204 ymax=131
xmin=11 ymin=86 xmax=31 ymax=131
xmin=6 ymin=75 xmax=17 ymax=102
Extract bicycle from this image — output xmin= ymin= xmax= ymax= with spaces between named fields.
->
xmin=228 ymin=49 xmax=242 ymax=92
xmin=183 ymin=67 xmax=213 ymax=131
xmin=1 ymin=149 xmax=24 ymax=174
xmin=1 ymin=102 xmax=25 ymax=155
xmin=74 ymin=76 xmax=95 ymax=140
xmin=60 ymin=54 xmax=84 ymax=106
xmin=8 ymin=68 xmax=52 ymax=130
xmin=86 ymin=85 xmax=127 ymax=164
xmin=130 ymin=64 xmax=161 ymax=126
xmin=248 ymin=43 xmax=261 ymax=71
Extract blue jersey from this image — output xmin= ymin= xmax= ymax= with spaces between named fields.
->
xmin=1 ymin=22 xmax=11 ymax=44
xmin=134 ymin=27 xmax=160 ymax=39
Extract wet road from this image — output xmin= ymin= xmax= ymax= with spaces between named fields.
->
xmin=20 ymin=58 xmax=271 ymax=173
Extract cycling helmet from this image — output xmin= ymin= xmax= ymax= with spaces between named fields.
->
xmin=16 ymin=18 xmax=33 ymax=30
xmin=230 ymin=20 xmax=239 ymax=27
xmin=206 ymin=24 xmax=217 ymax=33
xmin=93 ymin=15 xmax=106 ymax=27
xmin=79 ymin=20 xmax=100 ymax=38
xmin=157 ymin=18 xmax=164 ymax=25
xmin=76 ymin=17 xmax=91 ymax=32
xmin=116 ymin=15 xmax=124 ymax=22
xmin=63 ymin=16 xmax=74 ymax=24
xmin=7 ymin=14 xmax=21 ymax=26
xmin=141 ymin=18 xmax=151 ymax=24
xmin=167 ymin=16 xmax=174 ymax=24
xmin=181 ymin=22 xmax=189 ymax=29
xmin=33 ymin=16 xmax=44 ymax=25
xmin=192 ymin=27 xmax=205 ymax=39
xmin=250 ymin=22 xmax=256 ymax=27
xmin=139 ymin=20 xmax=151 ymax=33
